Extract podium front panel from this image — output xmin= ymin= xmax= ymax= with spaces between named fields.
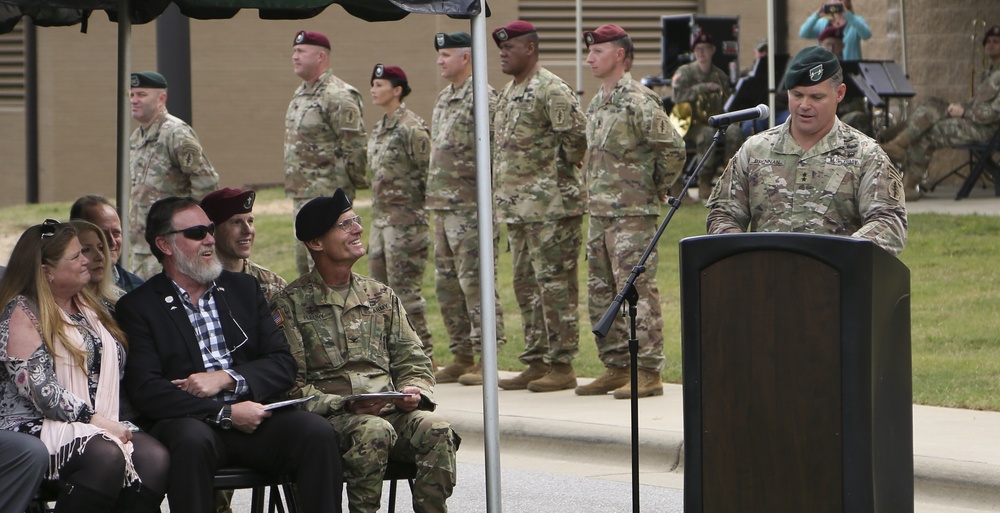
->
xmin=700 ymin=250 xmax=842 ymax=512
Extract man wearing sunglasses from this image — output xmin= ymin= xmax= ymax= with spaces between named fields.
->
xmin=116 ymin=197 xmax=342 ymax=513
xmin=271 ymin=189 xmax=458 ymax=513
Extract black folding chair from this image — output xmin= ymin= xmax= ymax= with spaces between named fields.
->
xmin=929 ymin=124 xmax=1000 ymax=200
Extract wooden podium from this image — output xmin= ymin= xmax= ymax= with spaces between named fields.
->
xmin=679 ymin=233 xmax=912 ymax=513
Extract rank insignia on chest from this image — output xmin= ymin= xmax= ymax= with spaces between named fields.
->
xmin=796 ymin=170 xmax=811 ymax=185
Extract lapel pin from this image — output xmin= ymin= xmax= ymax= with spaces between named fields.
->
xmin=165 ymin=296 xmax=174 ymax=304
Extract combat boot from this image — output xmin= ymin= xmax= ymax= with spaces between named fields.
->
xmin=498 ymin=361 xmax=549 ymax=390
xmin=880 ymin=133 xmax=911 ymax=164
xmin=612 ymin=369 xmax=664 ymax=399
xmin=903 ymin=167 xmax=923 ymax=202
xmin=575 ymin=366 xmax=630 ymax=396
xmin=698 ymin=180 xmax=714 ymax=203
xmin=434 ymin=354 xmax=474 ymax=384
xmin=457 ymin=361 xmax=484 ymax=386
xmin=526 ymin=362 xmax=577 ymax=392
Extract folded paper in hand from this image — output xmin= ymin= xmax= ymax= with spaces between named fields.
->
xmin=344 ymin=392 xmax=413 ymax=402
xmin=263 ymin=395 xmax=316 ymax=411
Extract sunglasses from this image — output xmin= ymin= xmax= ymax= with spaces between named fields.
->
xmin=39 ymin=218 xmax=60 ymax=239
xmin=163 ymin=223 xmax=216 ymax=241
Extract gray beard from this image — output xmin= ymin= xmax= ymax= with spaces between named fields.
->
xmin=172 ymin=239 xmax=223 ymax=285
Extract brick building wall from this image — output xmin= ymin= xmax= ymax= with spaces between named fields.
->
xmin=0 ymin=1 xmax=995 ymax=207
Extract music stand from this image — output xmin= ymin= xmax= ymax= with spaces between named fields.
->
xmin=853 ymin=60 xmax=915 ymax=132
xmin=724 ymin=54 xmax=789 ymax=112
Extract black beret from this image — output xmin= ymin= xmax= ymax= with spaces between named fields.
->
xmin=783 ymin=46 xmax=841 ymax=89
xmin=200 ymin=187 xmax=255 ymax=225
xmin=435 ymin=32 xmax=471 ymax=50
xmin=295 ymin=188 xmax=353 ymax=241
xmin=985 ymin=25 xmax=1000 ymax=46
xmin=130 ymin=71 xmax=167 ymax=89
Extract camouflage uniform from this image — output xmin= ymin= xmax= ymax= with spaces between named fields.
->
xmin=706 ymin=117 xmax=907 ymax=255
xmin=898 ymin=64 xmax=1000 ymax=181
xmin=128 ymin=110 xmax=218 ymax=279
xmin=428 ymin=76 xmax=506 ymax=356
xmin=494 ymin=67 xmax=587 ymax=365
xmin=367 ymin=103 xmax=433 ymax=357
xmin=670 ymin=62 xmax=745 ymax=190
xmin=271 ymin=270 xmax=457 ymax=513
xmin=585 ymin=73 xmax=686 ymax=372
xmin=285 ymin=69 xmax=369 ymax=274
xmin=241 ymin=259 xmax=287 ymax=303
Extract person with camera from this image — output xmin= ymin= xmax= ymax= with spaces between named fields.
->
xmin=799 ymin=0 xmax=872 ymax=61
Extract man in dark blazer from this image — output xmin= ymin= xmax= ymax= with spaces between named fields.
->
xmin=117 ymin=196 xmax=342 ymax=513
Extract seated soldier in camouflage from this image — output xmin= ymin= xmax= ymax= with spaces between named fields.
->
xmin=271 ymin=189 xmax=458 ymax=513
xmin=201 ymin=187 xmax=287 ymax=302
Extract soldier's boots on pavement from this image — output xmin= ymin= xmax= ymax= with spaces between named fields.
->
xmin=526 ymin=363 xmax=577 ymax=393
xmin=435 ymin=354 xmax=475 ymax=384
xmin=612 ymin=369 xmax=664 ymax=399
xmin=498 ymin=361 xmax=549 ymax=390
xmin=574 ymin=366 xmax=630 ymax=396
xmin=457 ymin=361 xmax=484 ymax=386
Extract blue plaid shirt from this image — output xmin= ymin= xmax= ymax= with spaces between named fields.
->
xmin=170 ymin=280 xmax=248 ymax=404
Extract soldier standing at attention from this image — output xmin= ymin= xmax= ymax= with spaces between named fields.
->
xmin=670 ymin=32 xmax=744 ymax=201
xmin=492 ymin=21 xmax=588 ymax=393
xmin=129 ymin=71 xmax=218 ymax=279
xmin=576 ymin=25 xmax=686 ymax=399
xmin=284 ymin=30 xmax=368 ymax=275
xmin=706 ymin=46 xmax=907 ymax=256
xmin=428 ymin=32 xmax=507 ymax=387
xmin=272 ymin=190 xmax=458 ymax=513
xmin=366 ymin=64 xmax=435 ymax=363
xmin=881 ymin=25 xmax=1000 ymax=201
xmin=200 ymin=187 xmax=288 ymax=302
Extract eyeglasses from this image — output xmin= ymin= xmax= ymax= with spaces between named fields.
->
xmin=40 ymin=219 xmax=60 ymax=239
xmin=215 ymin=286 xmax=248 ymax=360
xmin=335 ymin=215 xmax=362 ymax=233
xmin=163 ymin=223 xmax=215 ymax=241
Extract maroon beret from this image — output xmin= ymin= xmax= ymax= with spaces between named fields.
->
xmin=690 ymin=31 xmax=715 ymax=52
xmin=371 ymin=63 xmax=408 ymax=85
xmin=583 ymin=24 xmax=628 ymax=47
xmin=984 ymin=25 xmax=1000 ymax=46
xmin=492 ymin=21 xmax=537 ymax=46
xmin=293 ymin=30 xmax=330 ymax=50
xmin=200 ymin=187 xmax=255 ymax=225
xmin=818 ymin=25 xmax=845 ymax=42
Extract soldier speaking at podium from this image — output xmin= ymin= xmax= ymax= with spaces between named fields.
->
xmin=706 ymin=46 xmax=907 ymax=256
xmin=671 ymin=32 xmax=745 ymax=201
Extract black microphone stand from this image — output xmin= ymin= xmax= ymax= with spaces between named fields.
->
xmin=592 ymin=124 xmax=730 ymax=513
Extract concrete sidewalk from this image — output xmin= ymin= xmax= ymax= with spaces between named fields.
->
xmin=435 ymin=376 xmax=1000 ymax=511
xmin=905 ymin=184 xmax=1000 ymax=215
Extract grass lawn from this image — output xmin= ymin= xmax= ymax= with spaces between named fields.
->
xmin=4 ymin=187 xmax=997 ymax=411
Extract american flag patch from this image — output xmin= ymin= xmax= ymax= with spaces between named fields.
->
xmin=272 ymin=309 xmax=284 ymax=327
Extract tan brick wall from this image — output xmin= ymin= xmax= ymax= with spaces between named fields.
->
xmin=0 ymin=1 xmax=996 ymax=207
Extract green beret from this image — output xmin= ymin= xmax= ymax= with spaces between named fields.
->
xmin=435 ymin=32 xmax=471 ymax=50
xmin=783 ymin=46 xmax=840 ymax=89
xmin=130 ymin=71 xmax=167 ymax=89
xmin=295 ymin=188 xmax=353 ymax=241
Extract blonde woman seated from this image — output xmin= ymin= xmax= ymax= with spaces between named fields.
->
xmin=70 ymin=220 xmax=126 ymax=311
xmin=0 ymin=220 xmax=168 ymax=512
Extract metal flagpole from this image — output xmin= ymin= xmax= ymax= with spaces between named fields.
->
xmin=471 ymin=10 xmax=503 ymax=513
xmin=767 ymin=0 xmax=776 ymax=127
xmin=117 ymin=0 xmax=131 ymax=259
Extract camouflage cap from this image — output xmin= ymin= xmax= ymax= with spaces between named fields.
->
xmin=435 ymin=32 xmax=471 ymax=50
xmin=690 ymin=31 xmax=715 ymax=52
xmin=783 ymin=46 xmax=841 ymax=89
xmin=200 ymin=187 xmax=255 ymax=225
xmin=818 ymin=25 xmax=844 ymax=42
xmin=130 ymin=71 xmax=167 ymax=89
xmin=295 ymin=188 xmax=353 ymax=241
xmin=492 ymin=21 xmax=537 ymax=47
xmin=293 ymin=30 xmax=330 ymax=49
xmin=583 ymin=24 xmax=628 ymax=48
xmin=371 ymin=63 xmax=407 ymax=85
xmin=984 ymin=25 xmax=1000 ymax=46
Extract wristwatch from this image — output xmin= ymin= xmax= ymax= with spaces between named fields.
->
xmin=220 ymin=405 xmax=233 ymax=430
